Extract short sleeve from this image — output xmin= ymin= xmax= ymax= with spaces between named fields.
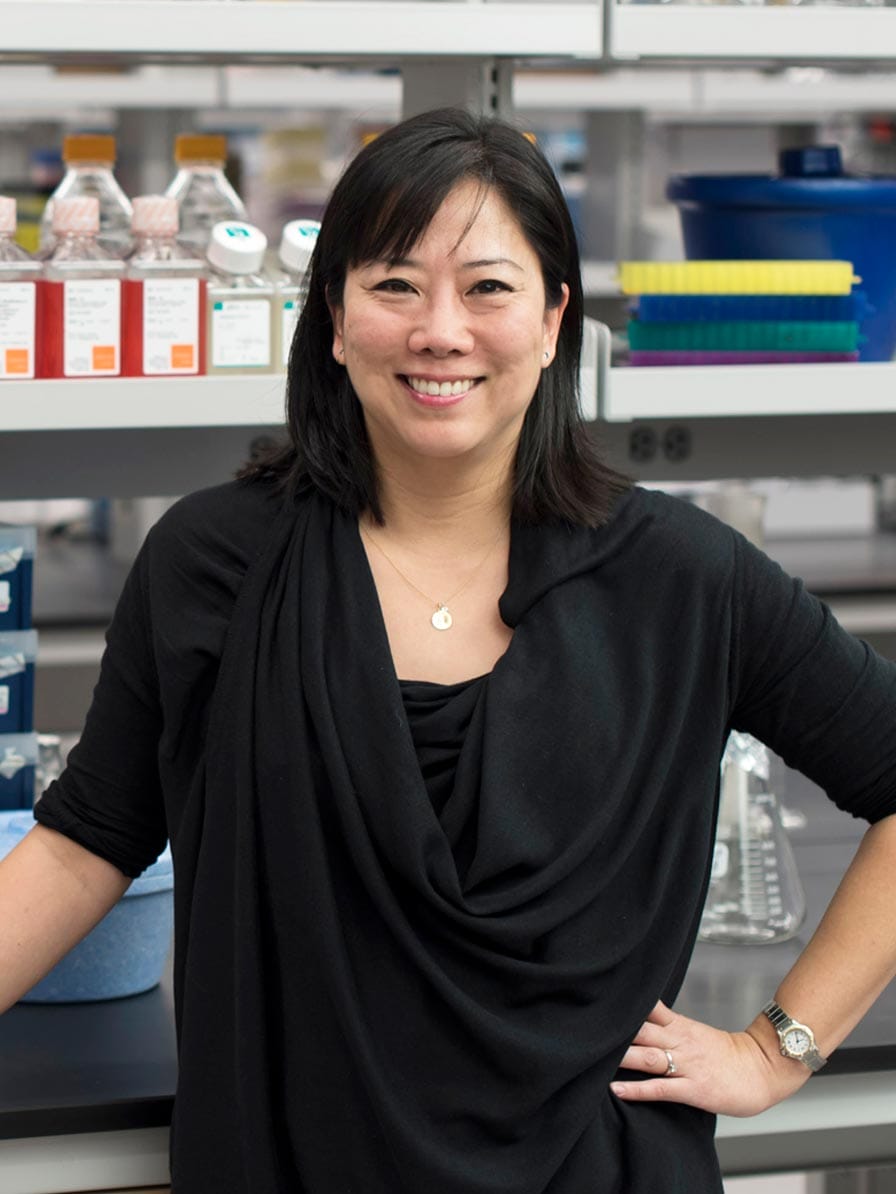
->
xmin=728 ymin=531 xmax=896 ymax=824
xmin=35 ymin=531 xmax=167 ymax=878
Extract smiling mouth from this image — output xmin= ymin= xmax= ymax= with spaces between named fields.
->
xmin=402 ymin=375 xmax=482 ymax=398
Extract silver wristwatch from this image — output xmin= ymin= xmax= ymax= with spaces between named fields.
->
xmin=762 ymin=1000 xmax=828 ymax=1072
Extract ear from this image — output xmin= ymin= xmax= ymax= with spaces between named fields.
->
xmin=326 ymin=287 xmax=345 ymax=364
xmin=542 ymin=283 xmax=569 ymax=366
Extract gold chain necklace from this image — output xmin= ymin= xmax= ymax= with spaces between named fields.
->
xmin=361 ymin=522 xmax=507 ymax=631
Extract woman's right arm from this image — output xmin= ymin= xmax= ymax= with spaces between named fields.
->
xmin=0 ymin=824 xmax=130 ymax=1014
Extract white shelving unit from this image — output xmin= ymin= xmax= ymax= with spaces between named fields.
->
xmin=7 ymin=63 xmax=896 ymax=120
xmin=2 ymin=1 xmax=895 ymax=489
xmin=602 ymin=362 xmax=896 ymax=423
xmin=0 ymin=1 xmax=602 ymax=63
xmin=610 ymin=4 xmax=896 ymax=63
xmin=2 ymin=376 xmax=286 ymax=432
xmin=7 ymin=361 xmax=896 ymax=432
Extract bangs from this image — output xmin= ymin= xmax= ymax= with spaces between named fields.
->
xmin=343 ymin=144 xmax=495 ymax=269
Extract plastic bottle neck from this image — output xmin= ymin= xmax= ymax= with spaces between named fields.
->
xmin=48 ymin=229 xmax=117 ymax=264
xmin=132 ymin=232 xmax=181 ymax=258
xmin=178 ymin=160 xmax=226 ymax=174
xmin=0 ymin=230 xmax=33 ymax=264
xmin=65 ymin=160 xmax=116 ymax=174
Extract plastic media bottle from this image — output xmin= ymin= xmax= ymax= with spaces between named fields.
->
xmin=39 ymin=134 xmax=133 ymax=259
xmin=0 ymin=197 xmax=41 ymax=381
xmin=122 ymin=195 xmax=206 ymax=378
xmin=39 ymin=196 xmax=123 ymax=379
xmin=206 ymin=221 xmax=274 ymax=375
xmin=166 ymin=134 xmax=247 ymax=254
xmin=273 ymin=219 xmax=320 ymax=371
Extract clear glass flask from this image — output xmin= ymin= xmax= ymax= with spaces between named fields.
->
xmin=698 ymin=732 xmax=807 ymax=944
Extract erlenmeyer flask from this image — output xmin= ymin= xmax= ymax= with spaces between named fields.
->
xmin=699 ymin=732 xmax=806 ymax=944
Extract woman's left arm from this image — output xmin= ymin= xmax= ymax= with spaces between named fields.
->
xmin=611 ymin=810 xmax=896 ymax=1115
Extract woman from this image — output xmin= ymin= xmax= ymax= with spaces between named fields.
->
xmin=2 ymin=108 xmax=895 ymax=1193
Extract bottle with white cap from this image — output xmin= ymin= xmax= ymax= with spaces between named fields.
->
xmin=0 ymin=196 xmax=41 ymax=381
xmin=166 ymin=134 xmax=247 ymax=254
xmin=272 ymin=219 xmax=320 ymax=372
xmin=39 ymin=134 xmax=133 ymax=259
xmin=122 ymin=195 xmax=206 ymax=377
xmin=206 ymin=220 xmax=274 ymax=375
xmin=40 ymin=195 xmax=124 ymax=379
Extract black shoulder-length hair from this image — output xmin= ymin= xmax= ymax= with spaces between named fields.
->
xmin=240 ymin=106 xmax=631 ymax=526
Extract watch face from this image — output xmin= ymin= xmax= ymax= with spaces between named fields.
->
xmin=783 ymin=1027 xmax=812 ymax=1057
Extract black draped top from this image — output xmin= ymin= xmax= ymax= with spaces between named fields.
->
xmin=400 ymin=676 xmax=487 ymax=817
xmin=34 ymin=480 xmax=896 ymax=1194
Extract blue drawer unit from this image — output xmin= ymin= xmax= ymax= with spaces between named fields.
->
xmin=0 ymin=733 xmax=38 ymax=810
xmin=0 ymin=527 xmax=36 ymax=631
xmin=0 ymin=630 xmax=37 ymax=733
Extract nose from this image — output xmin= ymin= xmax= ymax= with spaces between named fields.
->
xmin=407 ymin=290 xmax=475 ymax=358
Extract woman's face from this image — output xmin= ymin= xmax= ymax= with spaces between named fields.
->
xmin=329 ymin=179 xmax=568 ymax=475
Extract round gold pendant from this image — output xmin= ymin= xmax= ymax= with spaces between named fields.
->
xmin=431 ymin=605 xmax=453 ymax=631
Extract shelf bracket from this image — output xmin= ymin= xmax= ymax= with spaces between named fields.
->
xmin=401 ymin=58 xmax=514 ymax=120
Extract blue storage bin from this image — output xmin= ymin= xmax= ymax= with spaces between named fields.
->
xmin=0 ymin=733 xmax=38 ymax=809
xmin=0 ymin=629 xmax=37 ymax=733
xmin=666 ymin=146 xmax=896 ymax=361
xmin=0 ymin=810 xmax=174 ymax=1002
xmin=633 ymin=292 xmax=871 ymax=324
xmin=0 ymin=527 xmax=36 ymax=631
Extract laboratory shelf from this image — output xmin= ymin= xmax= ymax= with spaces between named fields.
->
xmin=0 ymin=376 xmax=287 ymax=432
xmin=5 ymin=63 xmax=896 ymax=120
xmin=610 ymin=4 xmax=896 ymax=63
xmin=0 ymin=2 xmax=602 ymax=65
xmin=7 ymin=363 xmax=896 ymax=432
xmin=602 ymin=362 xmax=896 ymax=423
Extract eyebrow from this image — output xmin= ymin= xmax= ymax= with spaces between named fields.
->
xmin=378 ymin=256 xmax=525 ymax=273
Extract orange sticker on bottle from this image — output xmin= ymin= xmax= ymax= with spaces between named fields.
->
xmin=5 ymin=348 xmax=29 ymax=374
xmin=170 ymin=343 xmax=195 ymax=370
xmin=92 ymin=345 xmax=116 ymax=371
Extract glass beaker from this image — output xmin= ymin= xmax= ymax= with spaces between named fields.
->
xmin=699 ymin=732 xmax=806 ymax=944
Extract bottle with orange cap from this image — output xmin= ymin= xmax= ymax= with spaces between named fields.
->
xmin=38 ymin=134 xmax=133 ymax=260
xmin=122 ymin=195 xmax=206 ymax=378
xmin=165 ymin=134 xmax=247 ymax=254
xmin=0 ymin=197 xmax=41 ymax=381
xmin=38 ymin=195 xmax=124 ymax=379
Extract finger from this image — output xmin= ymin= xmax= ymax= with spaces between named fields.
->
xmin=628 ymin=1020 xmax=677 ymax=1049
xmin=619 ymin=1045 xmax=676 ymax=1075
xmin=644 ymin=1000 xmax=675 ymax=1028
xmin=610 ymin=1077 xmax=690 ymax=1104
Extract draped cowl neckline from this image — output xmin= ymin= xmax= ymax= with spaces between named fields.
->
xmin=170 ymin=485 xmax=723 ymax=1193
xmin=399 ymin=675 xmax=488 ymax=820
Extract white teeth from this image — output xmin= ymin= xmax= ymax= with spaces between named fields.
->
xmin=407 ymin=376 xmax=476 ymax=398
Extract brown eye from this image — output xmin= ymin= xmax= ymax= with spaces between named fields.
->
xmin=470 ymin=279 xmax=512 ymax=295
xmin=375 ymin=279 xmax=415 ymax=294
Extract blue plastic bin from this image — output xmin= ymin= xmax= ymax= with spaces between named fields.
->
xmin=0 ymin=527 xmax=36 ymax=631
xmin=0 ymin=629 xmax=37 ymax=733
xmin=666 ymin=146 xmax=896 ymax=361
xmin=0 ymin=810 xmax=174 ymax=1001
xmin=0 ymin=733 xmax=38 ymax=809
